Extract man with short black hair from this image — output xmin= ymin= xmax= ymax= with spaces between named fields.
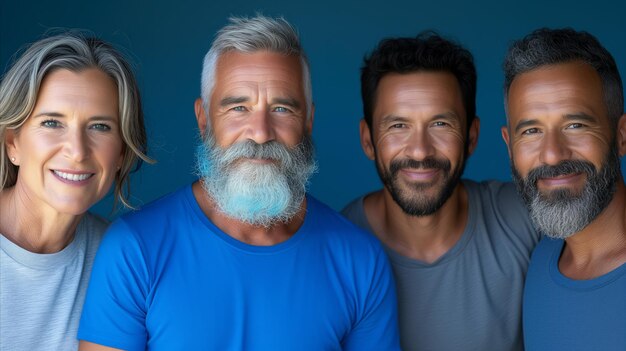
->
xmin=342 ymin=33 xmax=539 ymax=350
xmin=502 ymin=28 xmax=626 ymax=350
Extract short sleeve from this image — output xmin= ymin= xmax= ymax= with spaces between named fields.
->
xmin=494 ymin=182 xmax=541 ymax=245
xmin=77 ymin=219 xmax=150 ymax=351
xmin=342 ymin=247 xmax=401 ymax=351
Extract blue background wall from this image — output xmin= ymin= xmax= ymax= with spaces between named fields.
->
xmin=1 ymin=0 xmax=625 ymax=218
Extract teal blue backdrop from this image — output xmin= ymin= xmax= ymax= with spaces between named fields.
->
xmin=1 ymin=0 xmax=625 ymax=218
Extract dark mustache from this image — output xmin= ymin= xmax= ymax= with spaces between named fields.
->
xmin=390 ymin=157 xmax=451 ymax=175
xmin=525 ymin=160 xmax=596 ymax=185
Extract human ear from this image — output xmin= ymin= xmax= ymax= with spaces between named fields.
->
xmin=5 ymin=129 xmax=20 ymax=165
xmin=501 ymin=124 xmax=512 ymax=158
xmin=467 ymin=116 xmax=480 ymax=156
xmin=306 ymin=103 xmax=315 ymax=135
xmin=360 ymin=119 xmax=375 ymax=160
xmin=194 ymin=98 xmax=208 ymax=137
xmin=617 ymin=114 xmax=626 ymax=157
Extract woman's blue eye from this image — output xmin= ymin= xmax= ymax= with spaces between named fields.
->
xmin=91 ymin=123 xmax=111 ymax=131
xmin=41 ymin=119 xmax=60 ymax=128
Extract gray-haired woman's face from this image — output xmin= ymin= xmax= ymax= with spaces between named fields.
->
xmin=6 ymin=68 xmax=124 ymax=215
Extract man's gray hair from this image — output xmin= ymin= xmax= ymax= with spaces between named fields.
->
xmin=200 ymin=15 xmax=313 ymax=118
xmin=503 ymin=28 xmax=623 ymax=127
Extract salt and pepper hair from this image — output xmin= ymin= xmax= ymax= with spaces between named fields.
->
xmin=0 ymin=32 xmax=153 ymax=208
xmin=200 ymin=15 xmax=313 ymax=119
xmin=503 ymin=28 xmax=624 ymax=127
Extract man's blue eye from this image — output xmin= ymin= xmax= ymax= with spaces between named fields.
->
xmin=274 ymin=107 xmax=289 ymax=113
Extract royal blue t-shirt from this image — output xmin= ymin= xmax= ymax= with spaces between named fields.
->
xmin=523 ymin=237 xmax=626 ymax=350
xmin=78 ymin=185 xmax=400 ymax=351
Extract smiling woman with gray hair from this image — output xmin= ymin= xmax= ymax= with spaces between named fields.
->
xmin=0 ymin=33 xmax=151 ymax=351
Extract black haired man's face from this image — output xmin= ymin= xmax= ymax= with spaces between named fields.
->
xmin=361 ymin=71 xmax=477 ymax=216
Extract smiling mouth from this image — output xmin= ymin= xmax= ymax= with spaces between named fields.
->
xmin=538 ymin=173 xmax=584 ymax=187
xmin=52 ymin=170 xmax=94 ymax=182
xmin=400 ymin=168 xmax=440 ymax=180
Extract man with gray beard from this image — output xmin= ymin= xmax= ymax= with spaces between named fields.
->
xmin=502 ymin=28 xmax=626 ymax=350
xmin=78 ymin=15 xmax=399 ymax=351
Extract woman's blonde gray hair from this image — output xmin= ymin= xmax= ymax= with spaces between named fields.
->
xmin=0 ymin=32 xmax=153 ymax=209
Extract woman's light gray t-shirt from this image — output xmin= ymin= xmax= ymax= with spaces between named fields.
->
xmin=1 ymin=212 xmax=107 ymax=351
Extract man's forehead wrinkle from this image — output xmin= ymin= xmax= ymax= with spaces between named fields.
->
xmin=511 ymin=89 xmax=602 ymax=118
xmin=216 ymin=55 xmax=302 ymax=79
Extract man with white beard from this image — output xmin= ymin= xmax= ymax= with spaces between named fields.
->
xmin=502 ymin=28 xmax=626 ymax=350
xmin=77 ymin=16 xmax=400 ymax=351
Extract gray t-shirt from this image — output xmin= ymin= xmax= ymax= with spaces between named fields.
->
xmin=342 ymin=180 xmax=539 ymax=351
xmin=1 ymin=212 xmax=107 ymax=351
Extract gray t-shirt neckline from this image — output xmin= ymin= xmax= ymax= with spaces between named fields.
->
xmin=0 ymin=222 xmax=85 ymax=271
xmin=351 ymin=183 xmax=478 ymax=268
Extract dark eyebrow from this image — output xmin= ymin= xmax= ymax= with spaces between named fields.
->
xmin=380 ymin=114 xmax=410 ymax=125
xmin=564 ymin=113 xmax=596 ymax=123
xmin=272 ymin=97 xmax=301 ymax=109
xmin=220 ymin=96 xmax=249 ymax=107
xmin=380 ymin=112 xmax=460 ymax=126
xmin=514 ymin=119 xmax=538 ymax=134
xmin=432 ymin=112 xmax=461 ymax=124
xmin=514 ymin=113 xmax=597 ymax=134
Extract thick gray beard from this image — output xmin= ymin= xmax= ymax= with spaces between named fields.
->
xmin=511 ymin=149 xmax=620 ymax=239
xmin=195 ymin=131 xmax=317 ymax=228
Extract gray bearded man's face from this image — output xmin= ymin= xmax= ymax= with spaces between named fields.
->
xmin=511 ymin=147 xmax=620 ymax=239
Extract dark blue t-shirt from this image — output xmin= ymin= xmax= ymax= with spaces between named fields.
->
xmin=523 ymin=237 xmax=626 ymax=350
xmin=78 ymin=185 xmax=400 ymax=350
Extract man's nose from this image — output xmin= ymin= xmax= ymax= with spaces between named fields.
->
xmin=539 ymin=130 xmax=572 ymax=166
xmin=245 ymin=109 xmax=276 ymax=145
xmin=404 ymin=127 xmax=435 ymax=161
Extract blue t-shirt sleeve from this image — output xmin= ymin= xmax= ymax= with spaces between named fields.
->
xmin=342 ymin=247 xmax=401 ymax=351
xmin=78 ymin=219 xmax=150 ymax=351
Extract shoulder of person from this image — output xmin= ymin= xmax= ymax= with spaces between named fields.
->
xmin=464 ymin=179 xmax=524 ymax=208
xmin=119 ymin=184 xmax=192 ymax=226
xmin=308 ymin=194 xmax=385 ymax=253
xmin=464 ymin=179 xmax=540 ymax=243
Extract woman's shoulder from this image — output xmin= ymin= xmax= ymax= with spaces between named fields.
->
xmin=78 ymin=212 xmax=109 ymax=250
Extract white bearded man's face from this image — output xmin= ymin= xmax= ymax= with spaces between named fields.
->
xmin=194 ymin=51 xmax=316 ymax=227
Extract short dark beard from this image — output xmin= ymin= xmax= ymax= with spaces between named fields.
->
xmin=376 ymin=155 xmax=465 ymax=216
xmin=511 ymin=147 xmax=621 ymax=239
